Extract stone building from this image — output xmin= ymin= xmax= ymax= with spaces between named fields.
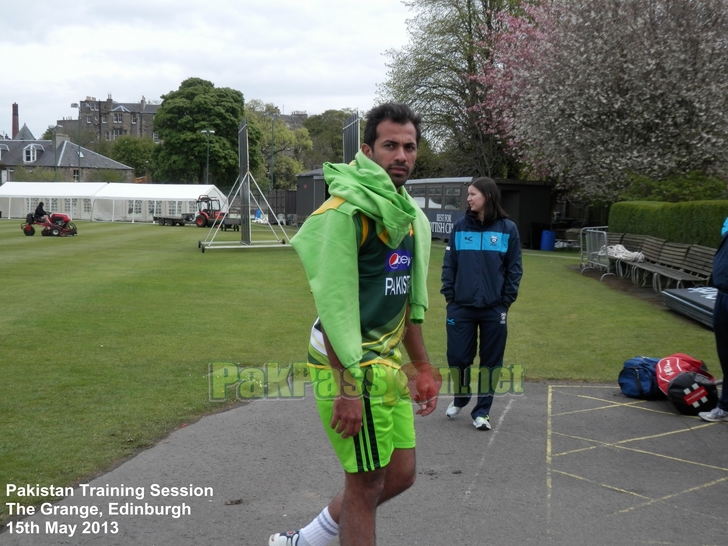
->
xmin=56 ymin=94 xmax=161 ymax=144
xmin=0 ymin=132 xmax=133 ymax=184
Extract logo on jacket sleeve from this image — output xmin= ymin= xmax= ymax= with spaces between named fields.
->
xmin=386 ymin=250 xmax=413 ymax=272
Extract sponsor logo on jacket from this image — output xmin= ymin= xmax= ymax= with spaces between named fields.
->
xmin=386 ymin=250 xmax=413 ymax=272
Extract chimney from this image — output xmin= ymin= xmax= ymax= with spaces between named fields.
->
xmin=12 ymin=103 xmax=19 ymax=138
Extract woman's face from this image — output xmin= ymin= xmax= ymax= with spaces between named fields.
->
xmin=467 ymin=185 xmax=486 ymax=215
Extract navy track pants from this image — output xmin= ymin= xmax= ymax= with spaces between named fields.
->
xmin=714 ymin=292 xmax=728 ymax=410
xmin=446 ymin=302 xmax=508 ymax=419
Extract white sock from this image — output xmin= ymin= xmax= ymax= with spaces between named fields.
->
xmin=299 ymin=506 xmax=338 ymax=546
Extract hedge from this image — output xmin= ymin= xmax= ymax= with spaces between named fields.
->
xmin=608 ymin=201 xmax=728 ymax=248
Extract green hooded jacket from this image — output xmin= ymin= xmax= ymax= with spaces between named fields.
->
xmin=291 ymin=151 xmax=431 ymax=370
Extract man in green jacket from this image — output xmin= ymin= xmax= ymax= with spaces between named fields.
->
xmin=269 ymin=103 xmax=440 ymax=546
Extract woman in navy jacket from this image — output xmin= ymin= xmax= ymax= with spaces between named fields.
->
xmin=440 ymin=177 xmax=523 ymax=430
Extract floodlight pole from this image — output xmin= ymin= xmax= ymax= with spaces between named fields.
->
xmin=71 ymin=103 xmax=81 ymax=180
xmin=201 ymin=129 xmax=215 ymax=184
xmin=264 ymin=112 xmax=277 ymax=188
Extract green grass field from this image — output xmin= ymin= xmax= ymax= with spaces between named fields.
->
xmin=0 ymin=218 xmax=718 ymax=522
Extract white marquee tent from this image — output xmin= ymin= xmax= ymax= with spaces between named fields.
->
xmin=0 ymin=182 xmax=227 ymax=222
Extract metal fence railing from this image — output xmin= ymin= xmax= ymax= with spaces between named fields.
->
xmin=580 ymin=226 xmax=614 ymax=280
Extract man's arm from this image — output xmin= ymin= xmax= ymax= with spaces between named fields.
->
xmin=401 ymin=307 xmax=441 ymax=416
xmin=321 ymin=325 xmax=363 ymax=439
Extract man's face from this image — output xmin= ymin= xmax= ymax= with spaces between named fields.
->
xmin=362 ymin=119 xmax=418 ymax=188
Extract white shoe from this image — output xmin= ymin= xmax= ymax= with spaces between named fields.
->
xmin=269 ymin=531 xmax=301 ymax=545
xmin=446 ymin=402 xmax=462 ymax=419
xmin=698 ymin=407 xmax=728 ymax=422
xmin=473 ymin=416 xmax=491 ymax=430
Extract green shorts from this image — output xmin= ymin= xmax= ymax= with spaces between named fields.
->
xmin=310 ymin=364 xmax=416 ymax=473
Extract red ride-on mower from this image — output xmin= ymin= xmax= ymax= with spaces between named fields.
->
xmin=21 ymin=212 xmax=78 ymax=237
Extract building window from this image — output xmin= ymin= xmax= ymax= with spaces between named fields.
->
xmin=409 ymin=187 xmax=426 ymax=208
xmin=169 ymin=201 xmax=181 ymax=215
xmin=29 ymin=198 xmax=39 ymax=211
xmin=153 ymin=132 xmax=159 ymax=143
xmin=51 ymin=198 xmax=59 ymax=210
xmin=112 ymin=128 xmax=123 ymax=140
xmin=113 ymin=113 xmax=123 ymax=124
xmin=443 ymin=187 xmax=461 ymax=210
xmin=129 ymin=200 xmax=142 ymax=215
xmin=149 ymin=200 xmax=162 ymax=215
xmin=427 ymin=186 xmax=443 ymax=209
xmin=101 ymin=115 xmax=107 ymax=124
xmin=24 ymin=146 xmax=38 ymax=163
xmin=73 ymin=169 xmax=80 ymax=182
xmin=131 ymin=114 xmax=138 ymax=124
xmin=86 ymin=115 xmax=92 ymax=124
xmin=83 ymin=199 xmax=92 ymax=213
xmin=105 ymin=132 xmax=111 ymax=141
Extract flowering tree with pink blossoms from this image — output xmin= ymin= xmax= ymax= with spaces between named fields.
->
xmin=379 ymin=0 xmax=531 ymax=178
xmin=475 ymin=0 xmax=728 ymax=203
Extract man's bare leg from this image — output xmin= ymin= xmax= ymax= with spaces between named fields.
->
xmin=327 ymin=448 xmax=416 ymax=542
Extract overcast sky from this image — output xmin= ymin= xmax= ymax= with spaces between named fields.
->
xmin=2 ymin=0 xmax=413 ymax=139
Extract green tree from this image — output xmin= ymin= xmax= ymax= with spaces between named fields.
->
xmin=111 ymin=136 xmax=156 ymax=179
xmin=245 ymin=100 xmax=312 ymax=189
xmin=154 ymin=77 xmax=253 ymax=185
xmin=410 ymin=137 xmax=446 ymax=179
xmin=301 ymin=109 xmax=354 ymax=170
xmin=91 ymin=140 xmax=115 ymax=159
xmin=481 ymin=0 xmax=728 ymax=203
xmin=379 ymin=0 xmax=525 ymax=179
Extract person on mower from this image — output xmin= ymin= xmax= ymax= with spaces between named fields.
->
xmin=34 ymin=202 xmax=51 ymax=224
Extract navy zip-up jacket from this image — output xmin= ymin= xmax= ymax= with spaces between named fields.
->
xmin=441 ymin=214 xmax=523 ymax=308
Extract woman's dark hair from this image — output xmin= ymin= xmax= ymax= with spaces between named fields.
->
xmin=38 ymin=201 xmax=44 ymax=207
xmin=468 ymin=177 xmax=508 ymax=223
xmin=363 ymin=103 xmax=422 ymax=147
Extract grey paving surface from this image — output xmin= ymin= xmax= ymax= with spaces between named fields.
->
xmin=1 ymin=382 xmax=727 ymax=546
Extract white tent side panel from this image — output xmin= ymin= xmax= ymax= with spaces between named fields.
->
xmin=91 ymin=183 xmax=227 ymax=222
xmin=0 ymin=182 xmax=108 ymax=220
xmin=0 ymin=182 xmax=226 ymax=222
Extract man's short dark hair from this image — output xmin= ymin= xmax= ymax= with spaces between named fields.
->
xmin=363 ymin=103 xmax=422 ymax=147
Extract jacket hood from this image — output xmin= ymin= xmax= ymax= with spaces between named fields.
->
xmin=323 ymin=151 xmax=418 ymax=247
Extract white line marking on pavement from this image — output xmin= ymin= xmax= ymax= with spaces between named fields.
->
xmin=463 ymin=397 xmax=515 ymax=502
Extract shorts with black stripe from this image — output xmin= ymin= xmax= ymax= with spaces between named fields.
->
xmin=310 ymin=363 xmax=416 ymax=473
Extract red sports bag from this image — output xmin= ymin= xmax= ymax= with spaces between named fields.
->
xmin=655 ymin=354 xmax=718 ymax=415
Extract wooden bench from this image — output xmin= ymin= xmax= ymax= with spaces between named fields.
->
xmin=582 ymin=230 xmax=717 ymax=293
xmin=606 ymin=232 xmax=624 ymax=246
xmin=651 ymin=244 xmax=715 ymax=292
xmin=621 ymin=234 xmax=646 ymax=253
xmin=629 ymin=236 xmax=666 ymax=286
xmin=641 ymin=242 xmax=690 ymax=290
xmin=612 ymin=234 xmax=646 ymax=278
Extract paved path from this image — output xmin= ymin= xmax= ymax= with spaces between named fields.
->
xmin=1 ymin=383 xmax=727 ymax=546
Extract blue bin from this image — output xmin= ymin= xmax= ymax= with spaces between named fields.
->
xmin=540 ymin=229 xmax=556 ymax=251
